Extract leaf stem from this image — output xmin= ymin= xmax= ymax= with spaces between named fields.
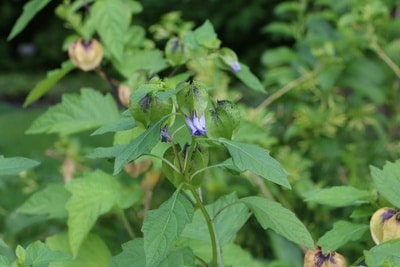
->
xmin=188 ymin=186 xmax=219 ymax=267
xmin=117 ymin=209 xmax=135 ymax=239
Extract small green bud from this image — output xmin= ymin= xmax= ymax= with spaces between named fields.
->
xmin=165 ymin=37 xmax=187 ymax=66
xmin=217 ymin=47 xmax=241 ymax=73
xmin=206 ymin=100 xmax=240 ymax=139
xmin=176 ymin=81 xmax=209 ymax=117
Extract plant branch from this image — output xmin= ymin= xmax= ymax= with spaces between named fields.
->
xmin=370 ymin=40 xmax=400 ymax=79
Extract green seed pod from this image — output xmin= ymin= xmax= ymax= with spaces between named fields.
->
xmin=165 ymin=37 xmax=187 ymax=66
xmin=162 ymin=146 xmax=184 ymax=188
xmin=370 ymin=207 xmax=397 ymax=244
xmin=206 ymin=100 xmax=240 ymax=139
xmin=176 ymin=81 xmax=209 ymax=117
xmin=129 ymin=92 xmax=173 ymax=128
xmin=188 ymin=145 xmax=209 ymax=187
xmin=382 ymin=211 xmax=400 ymax=242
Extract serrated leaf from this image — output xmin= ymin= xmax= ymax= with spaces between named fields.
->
xmin=217 ymin=138 xmax=290 ymax=188
xmin=109 ymin=239 xmax=146 ymax=267
xmin=365 ymin=239 xmax=400 ymax=266
xmin=92 ymin=0 xmax=131 ymax=62
xmin=0 ymin=156 xmax=39 ymax=176
xmin=158 ymin=247 xmax=195 ymax=267
xmin=113 ymin=116 xmax=168 ymax=174
xmin=303 ymin=186 xmax=372 ymax=207
xmin=194 ymin=20 xmax=221 ymax=49
xmin=91 ymin=116 xmax=136 ymax=136
xmin=182 ymin=193 xmax=250 ymax=245
xmin=17 ymin=183 xmax=70 ymax=219
xmin=371 ymin=160 xmax=400 ymax=208
xmin=25 ymin=241 xmax=70 ymax=267
xmin=26 ymin=88 xmax=120 ymax=136
xmin=46 ymin=233 xmax=111 ymax=267
xmin=65 ymin=170 xmax=121 ymax=257
xmin=8 ymin=0 xmax=52 ymax=40
xmin=23 ymin=61 xmax=75 ymax=107
xmin=142 ymin=190 xmax=194 ymax=267
xmin=317 ymin=221 xmax=369 ymax=252
xmin=240 ymin=196 xmax=314 ymax=249
xmin=233 ymin=63 xmax=265 ymax=93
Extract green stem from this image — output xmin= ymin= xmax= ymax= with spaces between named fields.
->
xmin=188 ymin=186 xmax=219 ymax=267
xmin=117 ymin=209 xmax=135 ymax=239
xmin=370 ymin=39 xmax=400 ymax=79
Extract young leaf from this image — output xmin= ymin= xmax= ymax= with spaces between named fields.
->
xmin=17 ymin=183 xmax=70 ymax=219
xmin=65 ymin=170 xmax=121 ymax=257
xmin=182 ymin=193 xmax=250 ymax=245
xmin=46 ymin=233 xmax=111 ymax=267
xmin=0 ymin=156 xmax=39 ymax=176
xmin=216 ymin=138 xmax=290 ymax=188
xmin=142 ymin=190 xmax=194 ymax=267
xmin=370 ymin=160 xmax=400 ymax=208
xmin=26 ymin=88 xmax=120 ymax=136
xmin=24 ymin=241 xmax=70 ymax=267
xmin=240 ymin=196 xmax=314 ymax=249
xmin=233 ymin=63 xmax=265 ymax=93
xmin=91 ymin=0 xmax=131 ymax=62
xmin=303 ymin=186 xmax=372 ymax=207
xmin=194 ymin=20 xmax=221 ymax=49
xmin=113 ymin=116 xmax=168 ymax=174
xmin=364 ymin=239 xmax=400 ymax=266
xmin=109 ymin=239 xmax=146 ymax=267
xmin=23 ymin=61 xmax=76 ymax=107
xmin=7 ymin=0 xmax=52 ymax=40
xmin=317 ymin=221 xmax=369 ymax=252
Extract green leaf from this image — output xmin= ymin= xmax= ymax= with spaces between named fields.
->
xmin=182 ymin=193 xmax=250 ymax=245
xmin=46 ymin=233 xmax=111 ymax=267
xmin=26 ymin=88 xmax=120 ymax=136
xmin=65 ymin=170 xmax=121 ymax=257
xmin=240 ymin=196 xmax=314 ymax=249
xmin=7 ymin=0 xmax=52 ymax=40
xmin=0 ymin=256 xmax=11 ymax=267
xmin=303 ymin=186 xmax=372 ymax=207
xmin=233 ymin=63 xmax=265 ymax=93
xmin=158 ymin=247 xmax=195 ymax=267
xmin=17 ymin=183 xmax=70 ymax=219
xmin=0 ymin=156 xmax=39 ymax=176
xmin=86 ymin=145 xmax=126 ymax=159
xmin=194 ymin=20 xmax=221 ymax=49
xmin=317 ymin=221 xmax=369 ymax=252
xmin=92 ymin=0 xmax=131 ymax=62
xmin=217 ymin=138 xmax=290 ymax=188
xmin=261 ymin=47 xmax=297 ymax=66
xmin=142 ymin=190 xmax=194 ymax=267
xmin=113 ymin=116 xmax=168 ymax=174
xmin=365 ymin=239 xmax=400 ymax=266
xmin=109 ymin=239 xmax=146 ymax=267
xmin=91 ymin=115 xmax=136 ymax=136
xmin=25 ymin=241 xmax=70 ymax=267
xmin=23 ymin=61 xmax=75 ymax=107
xmin=371 ymin=160 xmax=400 ymax=208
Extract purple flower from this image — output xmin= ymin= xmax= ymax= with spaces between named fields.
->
xmin=185 ymin=113 xmax=206 ymax=136
xmin=160 ymin=126 xmax=171 ymax=142
xmin=231 ymin=62 xmax=241 ymax=73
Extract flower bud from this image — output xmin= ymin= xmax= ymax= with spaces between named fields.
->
xmin=217 ymin=47 xmax=241 ymax=73
xmin=303 ymin=247 xmax=347 ymax=267
xmin=68 ymin=38 xmax=104 ymax=71
xmin=206 ymin=100 xmax=240 ymax=139
xmin=369 ymin=207 xmax=397 ymax=244
xmin=382 ymin=211 xmax=400 ymax=242
xmin=118 ymin=85 xmax=131 ymax=108
xmin=165 ymin=37 xmax=187 ymax=66
xmin=176 ymin=81 xmax=209 ymax=117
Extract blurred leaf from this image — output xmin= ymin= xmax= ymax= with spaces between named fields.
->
xmin=26 ymin=88 xmax=119 ymax=136
xmin=92 ymin=0 xmax=131 ymax=62
xmin=303 ymin=186 xmax=372 ymax=207
xmin=7 ymin=0 xmax=52 ymax=40
xmin=0 ymin=156 xmax=39 ymax=176
xmin=65 ymin=170 xmax=122 ymax=257
xmin=91 ymin=116 xmax=136 ymax=136
xmin=269 ymin=231 xmax=303 ymax=267
xmin=233 ymin=63 xmax=265 ymax=93
xmin=17 ymin=183 xmax=70 ymax=219
xmin=25 ymin=241 xmax=70 ymax=267
xmin=240 ymin=196 xmax=314 ymax=249
xmin=217 ymin=138 xmax=290 ymax=188
xmin=262 ymin=22 xmax=294 ymax=38
xmin=142 ymin=190 xmax=194 ymax=267
xmin=46 ymin=233 xmax=111 ymax=267
xmin=261 ymin=47 xmax=297 ymax=66
xmin=0 ymin=256 xmax=11 ymax=267
xmin=182 ymin=193 xmax=250 ymax=245
xmin=113 ymin=116 xmax=168 ymax=174
xmin=317 ymin=221 xmax=369 ymax=252
xmin=371 ymin=160 xmax=400 ymax=209
xmin=194 ymin=20 xmax=221 ymax=49
xmin=365 ymin=239 xmax=400 ymax=266
xmin=23 ymin=61 xmax=75 ymax=107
